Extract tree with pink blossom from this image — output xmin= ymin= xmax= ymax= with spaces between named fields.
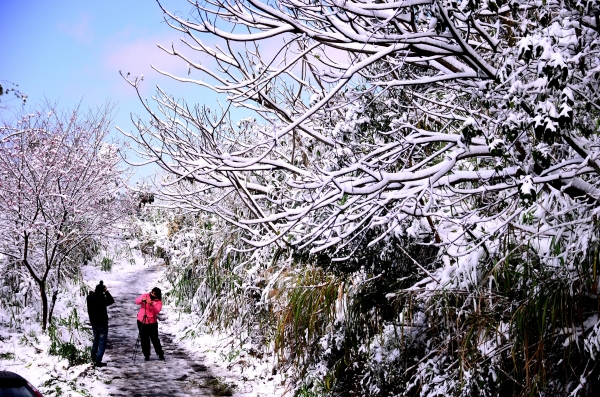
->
xmin=0 ymin=104 xmax=130 ymax=330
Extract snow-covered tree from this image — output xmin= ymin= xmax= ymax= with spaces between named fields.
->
xmin=0 ymin=104 xmax=129 ymax=330
xmin=124 ymin=0 xmax=600 ymax=394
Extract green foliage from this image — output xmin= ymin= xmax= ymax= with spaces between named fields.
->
xmin=100 ymin=256 xmax=113 ymax=272
xmin=295 ymin=228 xmax=438 ymax=277
xmin=202 ymin=377 xmax=237 ymax=396
xmin=42 ymin=377 xmax=65 ymax=397
xmin=47 ymin=309 xmax=91 ymax=366
xmin=274 ymin=267 xmax=341 ymax=371
xmin=139 ymin=239 xmax=156 ymax=256
xmin=19 ymin=331 xmax=40 ymax=347
xmin=48 ymin=339 xmax=89 ymax=367
xmin=154 ymin=245 xmax=169 ymax=264
xmin=295 ymin=384 xmax=324 ymax=397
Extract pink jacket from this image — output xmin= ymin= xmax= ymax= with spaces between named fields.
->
xmin=135 ymin=293 xmax=162 ymax=324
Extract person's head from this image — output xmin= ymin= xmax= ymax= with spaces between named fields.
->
xmin=150 ymin=287 xmax=162 ymax=300
xmin=95 ymin=281 xmax=105 ymax=294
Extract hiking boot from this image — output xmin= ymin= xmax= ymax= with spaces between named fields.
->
xmin=159 ymin=355 xmax=165 ymax=361
xmin=95 ymin=362 xmax=107 ymax=368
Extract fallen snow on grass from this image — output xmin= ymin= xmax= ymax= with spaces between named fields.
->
xmin=0 ymin=283 xmax=109 ymax=397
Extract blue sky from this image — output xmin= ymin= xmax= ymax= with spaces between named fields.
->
xmin=0 ymin=0 xmax=218 ymax=180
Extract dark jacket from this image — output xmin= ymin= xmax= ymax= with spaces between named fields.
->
xmin=87 ymin=290 xmax=115 ymax=327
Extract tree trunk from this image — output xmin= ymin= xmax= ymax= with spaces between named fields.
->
xmin=37 ymin=279 xmax=48 ymax=331
xmin=48 ymin=291 xmax=59 ymax=326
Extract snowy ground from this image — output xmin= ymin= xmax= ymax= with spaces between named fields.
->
xmin=1 ymin=246 xmax=286 ymax=396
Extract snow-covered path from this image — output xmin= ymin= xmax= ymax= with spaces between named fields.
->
xmin=92 ymin=264 xmax=214 ymax=397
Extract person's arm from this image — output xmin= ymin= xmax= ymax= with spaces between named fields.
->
xmin=135 ymin=294 xmax=145 ymax=305
xmin=86 ymin=295 xmax=93 ymax=322
xmin=104 ymin=290 xmax=115 ymax=306
xmin=150 ymin=300 xmax=162 ymax=315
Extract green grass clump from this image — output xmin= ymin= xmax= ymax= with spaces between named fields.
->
xmin=202 ymin=377 xmax=237 ymax=396
xmin=100 ymin=256 xmax=113 ymax=272
xmin=48 ymin=309 xmax=91 ymax=366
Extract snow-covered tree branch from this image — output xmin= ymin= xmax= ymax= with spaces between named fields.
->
xmin=126 ymin=0 xmax=600 ymax=260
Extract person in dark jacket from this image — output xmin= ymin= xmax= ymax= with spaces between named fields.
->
xmin=87 ymin=280 xmax=114 ymax=367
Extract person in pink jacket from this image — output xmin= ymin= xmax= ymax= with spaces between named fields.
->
xmin=135 ymin=287 xmax=164 ymax=361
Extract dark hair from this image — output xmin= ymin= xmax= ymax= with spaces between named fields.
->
xmin=151 ymin=287 xmax=162 ymax=300
xmin=95 ymin=281 xmax=104 ymax=294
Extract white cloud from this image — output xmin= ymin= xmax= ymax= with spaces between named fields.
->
xmin=57 ymin=14 xmax=93 ymax=44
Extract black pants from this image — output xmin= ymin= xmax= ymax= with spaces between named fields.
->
xmin=137 ymin=320 xmax=164 ymax=358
